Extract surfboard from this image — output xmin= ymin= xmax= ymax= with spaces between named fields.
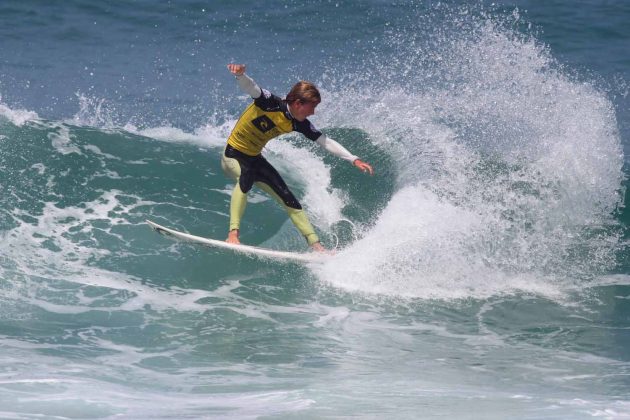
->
xmin=146 ymin=220 xmax=327 ymax=264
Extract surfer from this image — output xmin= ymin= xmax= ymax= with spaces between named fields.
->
xmin=223 ymin=63 xmax=373 ymax=252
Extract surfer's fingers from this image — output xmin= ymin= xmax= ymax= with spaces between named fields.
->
xmin=227 ymin=63 xmax=246 ymax=75
xmin=355 ymin=160 xmax=374 ymax=175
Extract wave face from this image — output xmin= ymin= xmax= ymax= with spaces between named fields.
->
xmin=1 ymin=1 xmax=630 ymax=418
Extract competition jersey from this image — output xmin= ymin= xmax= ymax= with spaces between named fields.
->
xmin=227 ymin=89 xmax=322 ymax=156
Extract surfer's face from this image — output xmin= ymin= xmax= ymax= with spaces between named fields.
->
xmin=290 ymin=100 xmax=318 ymax=121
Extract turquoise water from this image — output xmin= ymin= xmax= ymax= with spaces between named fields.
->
xmin=1 ymin=1 xmax=630 ymax=418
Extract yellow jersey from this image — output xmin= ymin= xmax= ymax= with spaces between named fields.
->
xmin=227 ymin=89 xmax=322 ymax=156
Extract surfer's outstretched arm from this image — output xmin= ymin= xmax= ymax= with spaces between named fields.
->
xmin=227 ymin=64 xmax=262 ymax=99
xmin=315 ymin=134 xmax=374 ymax=175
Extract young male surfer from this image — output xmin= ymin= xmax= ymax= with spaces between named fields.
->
xmin=223 ymin=63 xmax=373 ymax=252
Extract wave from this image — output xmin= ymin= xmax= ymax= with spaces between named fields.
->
xmin=0 ymin=6 xmax=627 ymax=303
xmin=313 ymin=6 xmax=625 ymax=299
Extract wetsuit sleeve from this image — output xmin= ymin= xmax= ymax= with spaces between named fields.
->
xmin=294 ymin=118 xmax=323 ymax=141
xmin=253 ymin=89 xmax=285 ymax=110
xmin=295 ymin=119 xmax=358 ymax=162
xmin=315 ymin=134 xmax=359 ymax=163
xmin=235 ymin=73 xmax=262 ymax=99
xmin=235 ymin=74 xmax=284 ymax=110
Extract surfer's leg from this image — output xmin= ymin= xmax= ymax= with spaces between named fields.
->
xmin=253 ymin=158 xmax=320 ymax=246
xmin=227 ymin=185 xmax=247 ymax=231
xmin=256 ymin=182 xmax=319 ymax=245
xmin=222 ymin=145 xmax=257 ymax=192
xmin=220 ymin=147 xmax=241 ymax=180
xmin=221 ymin=147 xmax=250 ymax=232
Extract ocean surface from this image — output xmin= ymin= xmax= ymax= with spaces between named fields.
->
xmin=1 ymin=1 xmax=630 ymax=418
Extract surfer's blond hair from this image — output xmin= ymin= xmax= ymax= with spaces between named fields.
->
xmin=285 ymin=81 xmax=321 ymax=105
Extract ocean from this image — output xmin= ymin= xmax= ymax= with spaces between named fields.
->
xmin=1 ymin=1 xmax=629 ymax=418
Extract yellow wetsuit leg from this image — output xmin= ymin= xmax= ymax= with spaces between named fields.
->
xmin=221 ymin=149 xmax=320 ymax=245
xmin=221 ymin=151 xmax=248 ymax=231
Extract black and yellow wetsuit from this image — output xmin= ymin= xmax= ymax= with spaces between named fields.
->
xmin=222 ymin=82 xmax=322 ymax=245
xmin=222 ymin=72 xmax=360 ymax=246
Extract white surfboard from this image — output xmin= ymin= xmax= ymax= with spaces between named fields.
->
xmin=146 ymin=220 xmax=327 ymax=264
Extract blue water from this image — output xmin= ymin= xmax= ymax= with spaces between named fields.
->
xmin=1 ymin=1 xmax=630 ymax=418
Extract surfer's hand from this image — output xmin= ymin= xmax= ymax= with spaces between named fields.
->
xmin=353 ymin=159 xmax=374 ymax=175
xmin=226 ymin=229 xmax=241 ymax=244
xmin=227 ymin=64 xmax=246 ymax=76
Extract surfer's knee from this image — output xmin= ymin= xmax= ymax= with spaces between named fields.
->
xmin=283 ymin=195 xmax=302 ymax=210
xmin=275 ymin=186 xmax=302 ymax=209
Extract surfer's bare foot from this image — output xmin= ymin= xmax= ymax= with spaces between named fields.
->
xmin=226 ymin=229 xmax=240 ymax=244
xmin=310 ymin=242 xmax=327 ymax=253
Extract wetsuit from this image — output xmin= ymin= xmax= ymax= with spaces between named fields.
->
xmin=222 ymin=73 xmax=359 ymax=245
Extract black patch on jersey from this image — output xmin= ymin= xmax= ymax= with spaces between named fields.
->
xmin=251 ymin=115 xmax=276 ymax=133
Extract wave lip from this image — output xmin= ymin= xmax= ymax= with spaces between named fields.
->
xmin=0 ymin=96 xmax=39 ymax=126
xmin=313 ymin=7 xmax=625 ymax=299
